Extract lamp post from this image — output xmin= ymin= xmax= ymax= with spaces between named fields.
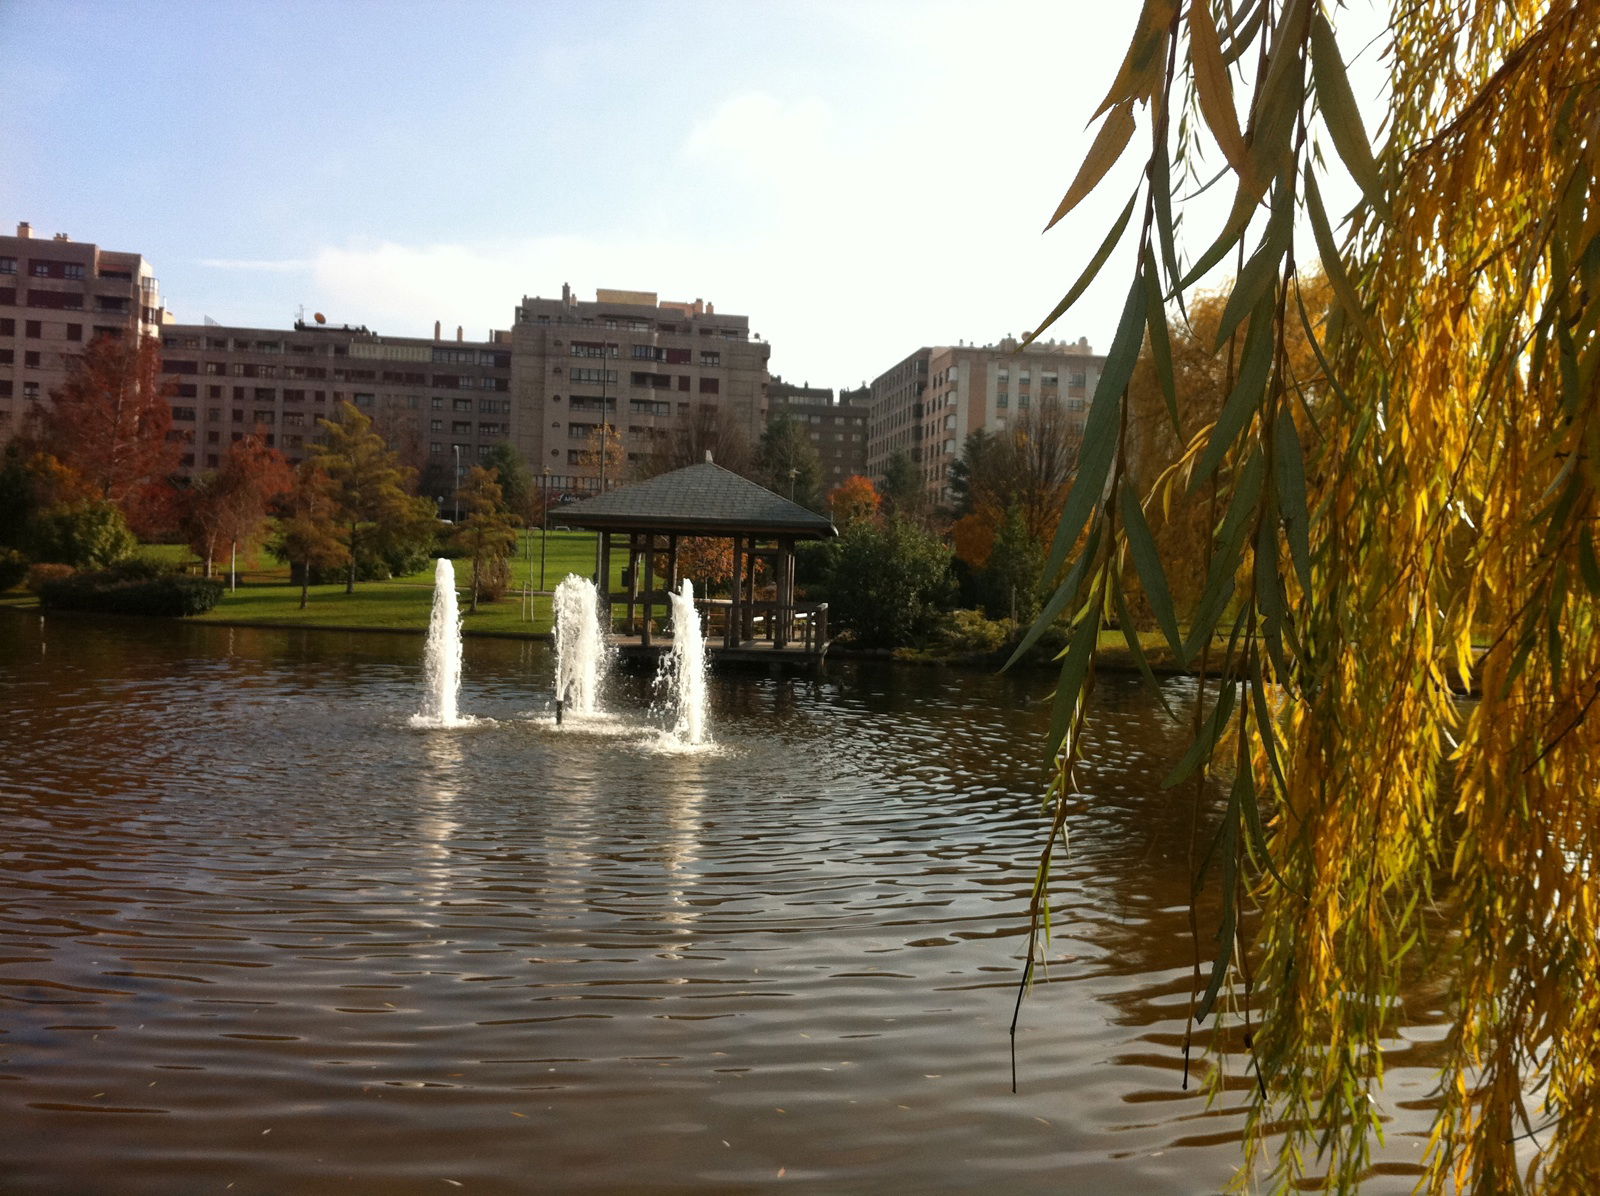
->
xmin=540 ymin=467 xmax=550 ymax=592
xmin=452 ymin=444 xmax=461 ymax=523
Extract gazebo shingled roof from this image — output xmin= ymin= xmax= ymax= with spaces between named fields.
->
xmin=556 ymin=461 xmax=837 ymax=539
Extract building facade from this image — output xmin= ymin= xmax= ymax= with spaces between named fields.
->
xmin=867 ymin=336 xmax=1105 ymax=505
xmin=767 ymin=376 xmax=869 ymax=493
xmin=0 ymin=222 xmax=165 ymax=439
xmin=158 ymin=321 xmax=512 ymax=495
xmin=511 ymin=286 xmax=771 ymax=497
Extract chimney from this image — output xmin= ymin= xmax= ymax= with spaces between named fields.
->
xmin=53 ymin=232 xmax=69 ymax=241
xmin=16 ymin=222 xmax=31 ymax=238
xmin=693 ymin=298 xmax=704 ymax=316
xmin=561 ymin=282 xmax=572 ymax=305
xmin=706 ymin=302 xmax=714 ymax=315
xmin=456 ymin=325 xmax=463 ymax=342
xmin=704 ymin=449 xmax=713 ymax=464
xmin=434 ymin=320 xmax=441 ymax=340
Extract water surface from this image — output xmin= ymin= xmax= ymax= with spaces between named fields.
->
xmin=0 ymin=614 xmax=1443 ymax=1193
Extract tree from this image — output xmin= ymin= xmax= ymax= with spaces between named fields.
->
xmin=450 ymin=466 xmax=519 ymax=612
xmin=311 ymin=401 xmax=436 ymax=594
xmin=481 ymin=442 xmax=538 ymax=525
xmin=878 ymin=451 xmax=927 ymax=524
xmin=24 ymin=499 xmax=136 ymax=568
xmin=272 ymin=463 xmax=347 ymax=610
xmin=1021 ymin=3 xmax=1600 ymax=1192
xmin=814 ymin=516 xmax=953 ymax=648
xmin=827 ymin=475 xmax=882 ymax=529
xmin=38 ymin=334 xmax=179 ymax=524
xmin=574 ymin=423 xmax=624 ymax=491
xmin=634 ymin=404 xmax=754 ymax=481
xmin=182 ymin=434 xmax=294 ymax=582
xmin=754 ymin=414 xmax=824 ymax=510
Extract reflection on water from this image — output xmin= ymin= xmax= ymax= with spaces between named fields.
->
xmin=0 ymin=614 xmax=1442 ymax=1194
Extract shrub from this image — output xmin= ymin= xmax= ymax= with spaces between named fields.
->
xmin=470 ymin=555 xmax=512 ymax=603
xmin=36 ymin=565 xmax=225 ymax=617
xmin=815 ymin=517 xmax=955 ymax=649
xmin=26 ymin=562 xmax=76 ymax=593
xmin=25 ymin=499 xmax=137 ymax=568
xmin=932 ymin=608 xmax=1013 ymax=655
xmin=0 ymin=547 xmax=27 ymax=592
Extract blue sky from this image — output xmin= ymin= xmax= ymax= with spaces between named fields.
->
xmin=1 ymin=2 xmax=1384 ymax=387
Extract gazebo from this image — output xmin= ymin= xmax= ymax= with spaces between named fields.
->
xmin=555 ymin=459 xmax=838 ymax=663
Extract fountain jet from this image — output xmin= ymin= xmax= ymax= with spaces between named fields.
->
xmin=661 ymin=578 xmax=710 ymax=745
xmin=412 ymin=557 xmax=467 ymax=727
xmin=553 ymin=574 xmax=608 ymax=717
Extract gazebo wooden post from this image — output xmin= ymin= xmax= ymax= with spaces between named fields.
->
xmin=775 ymin=536 xmax=795 ymax=648
xmin=641 ymin=532 xmax=655 ymax=648
xmin=598 ymin=531 xmax=612 ymax=634
xmin=667 ymin=534 xmax=679 ymax=595
xmin=727 ymin=534 xmax=743 ymax=647
xmin=744 ymin=539 xmax=759 ymax=642
xmin=625 ymin=532 xmax=639 ymax=634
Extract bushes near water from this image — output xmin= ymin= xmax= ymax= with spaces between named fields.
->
xmin=35 ymin=560 xmax=224 ymax=617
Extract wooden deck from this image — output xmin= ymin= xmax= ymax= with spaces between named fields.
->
xmin=609 ymin=634 xmax=830 ymax=672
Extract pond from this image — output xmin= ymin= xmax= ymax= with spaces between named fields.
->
xmin=0 ymin=613 xmax=1445 ymax=1193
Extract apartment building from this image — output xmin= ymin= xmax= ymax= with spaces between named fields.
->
xmin=0 ymin=222 xmax=165 ymax=438
xmin=767 ymin=375 xmax=869 ymax=493
xmin=867 ymin=336 xmax=1105 ymax=505
xmin=158 ymin=320 xmax=512 ymax=494
xmin=510 ymin=285 xmax=770 ymax=495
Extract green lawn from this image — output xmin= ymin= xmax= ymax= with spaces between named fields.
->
xmin=188 ymin=530 xmax=620 ymax=637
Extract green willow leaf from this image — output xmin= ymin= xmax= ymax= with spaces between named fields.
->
xmin=1142 ymin=248 xmax=1179 ymax=428
xmin=1273 ymin=409 xmax=1312 ymax=591
xmin=1045 ymin=593 xmax=1103 ymax=761
xmin=1040 ymin=272 xmax=1148 ymax=582
xmin=1164 ymin=676 xmax=1238 ymax=788
xmin=1579 ymin=526 xmax=1600 ymax=596
xmin=1304 ymin=168 xmax=1376 ymax=349
xmin=1185 ymin=446 xmax=1264 ymax=661
xmin=1007 ymin=522 xmax=1103 ymax=670
xmin=1214 ymin=187 xmax=1291 ymax=348
xmin=1308 ymin=9 xmax=1387 ymax=219
xmin=1046 ymin=101 xmax=1136 ymax=233
xmin=1195 ymin=291 xmax=1276 ymax=482
xmin=1113 ymin=581 xmax=1179 ymax=718
xmin=1028 ymin=190 xmax=1139 ymax=343
xmin=1119 ymin=482 xmax=1185 ymax=662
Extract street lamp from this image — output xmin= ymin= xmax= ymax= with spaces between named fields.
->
xmin=452 ymin=444 xmax=461 ymax=523
xmin=540 ymin=467 xmax=550 ymax=592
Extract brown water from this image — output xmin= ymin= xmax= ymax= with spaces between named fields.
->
xmin=0 ymin=613 xmax=1445 ymax=1194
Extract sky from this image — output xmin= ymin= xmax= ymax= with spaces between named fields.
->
xmin=0 ymin=1 xmax=1385 ymax=390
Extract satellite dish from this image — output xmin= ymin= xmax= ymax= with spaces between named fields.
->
xmin=314 ymin=312 xmax=326 ymax=324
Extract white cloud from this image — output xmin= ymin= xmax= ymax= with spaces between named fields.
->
xmin=198 ymin=258 xmax=313 ymax=273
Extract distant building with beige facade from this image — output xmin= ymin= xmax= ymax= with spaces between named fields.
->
xmin=0 ymin=222 xmax=166 ymax=438
xmin=867 ymin=336 xmax=1105 ymax=505
xmin=511 ymin=285 xmax=770 ymax=496
xmin=158 ymin=320 xmax=512 ymax=495
xmin=767 ymin=376 xmax=869 ymax=493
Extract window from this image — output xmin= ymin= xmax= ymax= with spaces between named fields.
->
xmin=431 ymin=442 xmax=444 ymax=456
xmin=22 ymin=382 xmax=40 ymax=400
xmin=232 ymin=409 xmax=244 ymax=423
xmin=570 ymin=367 xmax=616 ymax=385
xmin=452 ymin=420 xmax=471 ymax=434
xmin=430 ymin=418 xmax=443 ymax=432
xmin=207 ymin=430 xmax=220 ymax=444
xmin=283 ymin=412 xmax=305 ymax=427
xmin=997 ymin=392 xmax=1009 ymax=408
xmin=0 ymin=257 xmax=14 ymax=274
xmin=64 ymin=264 xmax=84 ymax=280
xmin=171 ymin=407 xmax=197 ymax=421
xmin=665 ymin=347 xmax=690 ymax=365
xmin=1069 ymin=370 xmax=1086 ymax=387
xmin=66 ymin=324 xmax=82 ymax=342
xmin=698 ymin=377 xmax=720 ymax=394
xmin=23 ymin=351 xmax=39 ymax=368
xmin=25 ymin=320 xmax=41 ymax=338
xmin=0 ymin=349 xmax=10 ymax=364
xmin=0 ymin=319 xmax=12 ymax=335
xmin=176 ymin=383 xmax=197 ymax=398
xmin=452 ymin=398 xmax=471 ymax=412
xmin=432 ymin=396 xmax=444 ymax=409
xmin=253 ymin=410 xmax=275 ymax=425
xmin=30 ymin=261 xmax=49 ymax=277
xmin=699 ymin=351 xmax=720 ymax=367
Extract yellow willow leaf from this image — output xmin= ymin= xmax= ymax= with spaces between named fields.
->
xmin=1189 ymin=0 xmax=1250 ymax=178
xmin=1045 ymin=100 xmax=1137 ymax=232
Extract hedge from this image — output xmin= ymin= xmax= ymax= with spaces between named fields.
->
xmin=36 ymin=568 xmax=226 ymax=617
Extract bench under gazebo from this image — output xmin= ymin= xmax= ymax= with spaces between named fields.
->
xmin=555 ymin=458 xmax=838 ymax=666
